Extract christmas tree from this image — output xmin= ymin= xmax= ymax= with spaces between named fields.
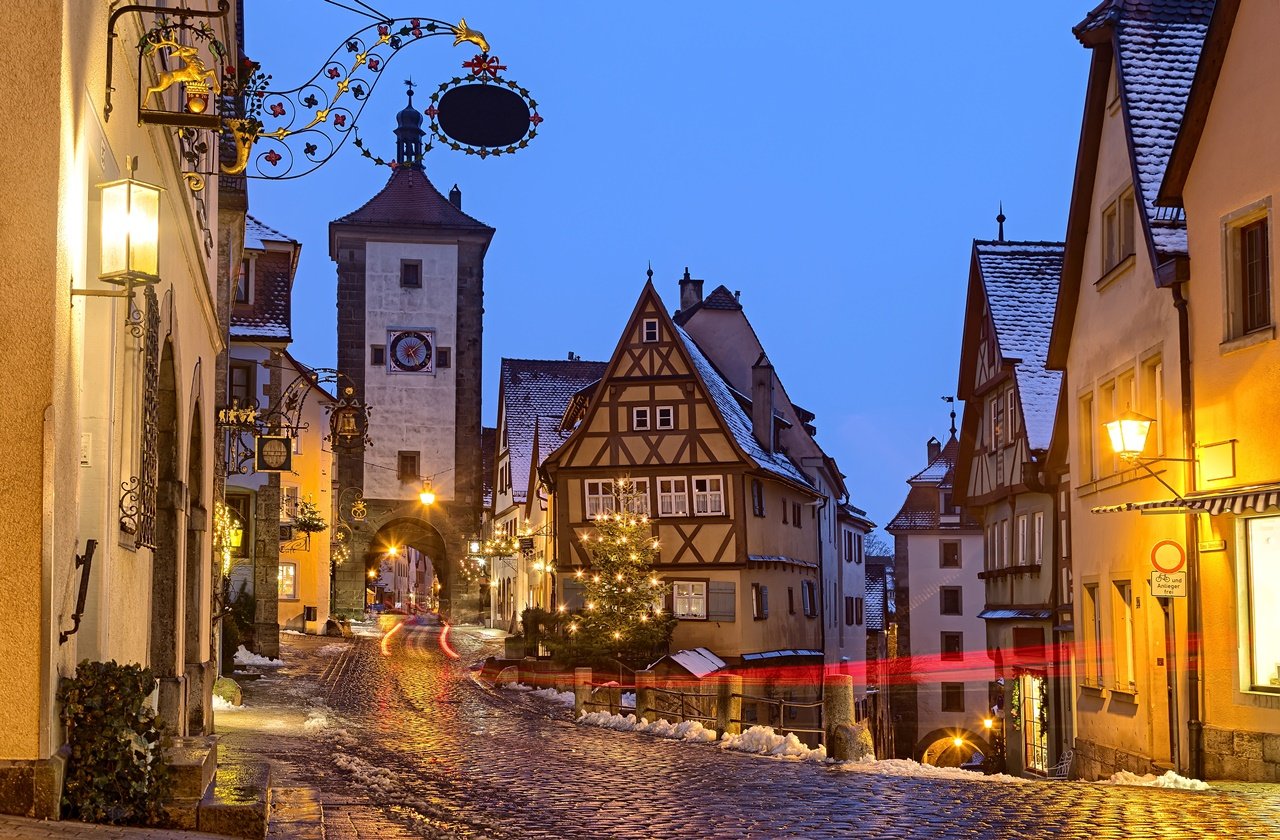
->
xmin=568 ymin=478 xmax=675 ymax=662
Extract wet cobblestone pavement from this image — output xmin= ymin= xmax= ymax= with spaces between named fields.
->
xmin=217 ymin=619 xmax=1280 ymax=839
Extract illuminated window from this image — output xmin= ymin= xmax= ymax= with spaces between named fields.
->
xmin=1112 ymin=581 xmax=1135 ymax=690
xmin=692 ymin=476 xmax=724 ymax=516
xmin=672 ymin=581 xmax=706 ymax=619
xmin=278 ymin=562 xmax=297 ymax=600
xmin=657 ymin=477 xmax=688 ymax=517
xmin=280 ymin=485 xmax=299 ymax=521
xmin=1245 ymin=516 xmax=1280 ymax=691
xmin=584 ymin=480 xmax=615 ymax=518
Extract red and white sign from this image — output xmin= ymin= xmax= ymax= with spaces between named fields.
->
xmin=1150 ymin=539 xmax=1186 ymax=574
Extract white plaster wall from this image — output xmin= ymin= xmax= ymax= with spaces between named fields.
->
xmin=364 ymin=241 xmax=458 ymax=500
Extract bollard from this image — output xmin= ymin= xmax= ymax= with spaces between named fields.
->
xmin=824 ymin=674 xmax=855 ymax=760
xmin=604 ymin=683 xmax=622 ymax=716
xmin=636 ymin=670 xmax=656 ymax=723
xmin=717 ymin=674 xmax=743 ymax=737
xmin=573 ymin=667 xmax=592 ymax=717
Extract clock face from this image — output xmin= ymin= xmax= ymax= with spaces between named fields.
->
xmin=389 ymin=330 xmax=433 ymax=372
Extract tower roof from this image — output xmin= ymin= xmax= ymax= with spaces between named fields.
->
xmin=331 ymin=167 xmax=493 ymax=230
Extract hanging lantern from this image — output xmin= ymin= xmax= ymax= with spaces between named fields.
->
xmin=99 ymin=177 xmax=162 ymax=285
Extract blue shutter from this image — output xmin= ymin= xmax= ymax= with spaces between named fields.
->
xmin=707 ymin=581 xmax=735 ymax=622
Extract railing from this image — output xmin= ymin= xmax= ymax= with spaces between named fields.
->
xmin=736 ymin=691 xmax=826 ymax=746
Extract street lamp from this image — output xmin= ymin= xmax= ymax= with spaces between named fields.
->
xmin=99 ymin=176 xmax=162 ymax=286
xmin=419 ymin=482 xmax=436 ymax=506
xmin=1104 ymin=410 xmax=1155 ymax=460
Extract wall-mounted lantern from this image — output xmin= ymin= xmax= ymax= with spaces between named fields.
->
xmin=99 ymin=176 xmax=162 ymax=286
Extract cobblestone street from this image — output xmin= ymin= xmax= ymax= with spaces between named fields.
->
xmin=215 ymin=621 xmax=1280 ymax=839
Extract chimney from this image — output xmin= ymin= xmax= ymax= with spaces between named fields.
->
xmin=449 ymin=184 xmax=462 ymax=209
xmin=927 ymin=436 xmax=942 ymax=464
xmin=752 ymin=353 xmax=775 ymax=453
xmin=678 ymin=267 xmax=704 ymax=312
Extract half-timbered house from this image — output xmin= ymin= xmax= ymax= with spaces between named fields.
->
xmin=954 ymin=238 xmax=1067 ymax=776
xmin=541 ymin=279 xmax=825 ymax=663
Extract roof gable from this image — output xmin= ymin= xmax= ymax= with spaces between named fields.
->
xmin=331 ymin=168 xmax=493 ymax=231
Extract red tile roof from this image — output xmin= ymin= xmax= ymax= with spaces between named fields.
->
xmin=332 ymin=168 xmax=493 ymax=230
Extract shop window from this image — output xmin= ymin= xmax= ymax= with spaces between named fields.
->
xmin=1245 ymin=516 xmax=1280 ymax=691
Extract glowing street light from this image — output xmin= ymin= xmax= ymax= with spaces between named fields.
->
xmin=1104 ymin=410 xmax=1155 ymax=460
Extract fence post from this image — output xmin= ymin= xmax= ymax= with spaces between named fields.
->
xmin=716 ymin=674 xmax=743 ymax=738
xmin=573 ymin=667 xmax=592 ymax=717
xmin=636 ymin=670 xmax=656 ymax=722
xmin=824 ymin=674 xmax=855 ymax=760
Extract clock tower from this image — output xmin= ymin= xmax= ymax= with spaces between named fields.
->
xmin=328 ymin=86 xmax=495 ymax=619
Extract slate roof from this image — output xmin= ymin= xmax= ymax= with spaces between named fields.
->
xmin=231 ymin=215 xmax=296 ymax=341
xmin=1075 ymin=0 xmax=1216 ymax=258
xmin=974 ymin=241 xmax=1065 ymax=451
xmin=498 ymin=359 xmax=608 ymax=506
xmin=481 ymin=426 xmax=496 ymax=509
xmin=332 ymin=168 xmax=493 ymax=230
xmin=672 ymin=283 xmax=742 ymax=325
xmin=888 ymin=436 xmax=982 ymax=531
xmin=865 ymin=564 xmax=888 ymax=632
xmin=245 ymin=214 xmax=296 ymax=251
xmin=676 ymin=326 xmax=814 ymax=490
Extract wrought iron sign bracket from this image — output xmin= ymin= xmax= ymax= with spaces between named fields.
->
xmin=71 ymin=283 xmax=147 ymax=338
xmin=104 ymin=0 xmax=231 ymax=124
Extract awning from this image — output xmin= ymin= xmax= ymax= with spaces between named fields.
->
xmin=1091 ymin=484 xmax=1280 ymax=516
xmin=977 ymin=608 xmax=1053 ymax=621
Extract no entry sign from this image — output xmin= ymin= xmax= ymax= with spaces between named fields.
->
xmin=1150 ymin=539 xmax=1186 ymax=574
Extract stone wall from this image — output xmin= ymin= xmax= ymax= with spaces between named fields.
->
xmin=1073 ymin=737 xmax=1163 ymax=781
xmin=1203 ymin=725 xmax=1280 ymax=782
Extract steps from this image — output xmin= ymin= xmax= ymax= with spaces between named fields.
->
xmin=163 ymin=737 xmax=217 ymax=830
xmin=265 ymin=787 xmax=324 ymax=839
xmin=197 ymin=757 xmax=272 ymax=839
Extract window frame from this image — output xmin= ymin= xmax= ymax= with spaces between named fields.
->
xmin=751 ymin=479 xmax=766 ymax=518
xmin=1243 ymin=515 xmax=1280 ymax=692
xmin=278 ymin=562 xmax=298 ymax=600
xmin=751 ymin=583 xmax=769 ymax=620
xmin=621 ymin=477 xmax=651 ymax=516
xmin=399 ymin=259 xmax=423 ymax=289
xmin=234 ymin=256 xmax=254 ymax=304
xmin=1032 ymin=511 xmax=1045 ymax=565
xmin=1222 ymin=200 xmax=1274 ymax=345
xmin=396 ymin=450 xmax=420 ymax=482
xmin=584 ymin=479 xmax=616 ymax=519
xmin=939 ymin=586 xmax=962 ymax=616
xmin=940 ymin=539 xmax=961 ymax=569
xmin=1112 ymin=580 xmax=1136 ymax=691
xmin=632 ymin=406 xmax=651 ymax=431
xmin=642 ymin=318 xmax=660 ymax=343
xmin=801 ymin=580 xmax=817 ymax=618
xmin=656 ymin=476 xmax=689 ymax=517
xmin=280 ymin=485 xmax=300 ymax=521
xmin=940 ymin=682 xmax=965 ymax=713
xmin=656 ymin=405 xmax=675 ymax=430
xmin=940 ymin=631 xmax=964 ymax=662
xmin=692 ymin=475 xmax=725 ymax=516
xmin=229 ymin=360 xmax=256 ymax=408
xmin=671 ymin=580 xmax=707 ymax=620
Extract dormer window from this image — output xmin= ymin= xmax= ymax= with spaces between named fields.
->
xmin=234 ymin=257 xmax=253 ymax=303
xmin=642 ymin=318 xmax=659 ymax=343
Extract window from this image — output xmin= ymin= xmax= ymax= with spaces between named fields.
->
xmin=940 ymin=682 xmax=965 ymax=713
xmin=1140 ymin=356 xmax=1164 ymax=456
xmin=229 ymin=361 xmax=255 ymax=408
xmin=986 ymin=524 xmax=996 ymax=571
xmin=278 ymin=562 xmax=297 ymax=600
xmin=1079 ymin=393 xmax=1096 ymax=482
xmin=1113 ymin=581 xmax=1135 ymax=690
xmin=672 ymin=581 xmax=706 ymax=619
xmin=844 ymin=529 xmax=856 ymax=563
xmin=856 ymin=596 xmax=864 ymax=626
xmin=234 ymin=257 xmax=253 ymax=303
xmin=940 ymin=540 xmax=960 ymax=568
xmin=400 ymin=260 xmax=422 ymax=289
xmin=940 ymin=587 xmax=962 ymax=616
xmin=656 ymin=406 xmax=675 ymax=430
xmin=792 ymin=502 xmax=802 ymax=528
xmin=642 ymin=318 xmax=659 ymax=342
xmin=585 ymin=479 xmax=616 ymax=518
xmin=657 ymin=477 xmax=688 ymax=517
xmin=622 ymin=478 xmax=650 ymax=515
xmin=787 ymin=587 xmax=795 ymax=615
xmin=846 ymin=596 xmax=864 ymax=627
xmin=1099 ymin=378 xmax=1118 ymax=475
xmin=855 ymin=532 xmax=864 ymax=564
xmin=751 ymin=583 xmax=769 ymax=619
xmin=941 ymin=632 xmax=963 ymax=661
xmin=990 ymin=393 xmax=1005 ymax=449
xmin=1245 ymin=516 xmax=1280 ymax=691
xmin=751 ymin=479 xmax=766 ymax=517
xmin=437 ymin=347 xmax=451 ymax=369
xmin=1001 ymin=520 xmax=1010 ymax=569
xmin=782 ymin=498 xmax=788 ymax=525
xmin=632 ymin=407 xmax=650 ymax=431
xmin=1016 ymin=515 xmax=1028 ymax=565
xmin=370 ymin=345 xmax=386 ymax=366
xmin=1102 ymin=191 xmax=1136 ymax=273
xmin=692 ymin=476 xmax=724 ymax=516
xmin=280 ymin=485 xmax=300 ymax=521
xmin=1084 ymin=583 xmax=1103 ymax=686
xmin=801 ymin=580 xmax=817 ymax=617
xmin=1007 ymin=389 xmax=1017 ymax=438
xmin=1032 ymin=512 xmax=1045 ymax=565
xmin=1241 ymin=218 xmax=1271 ymax=334
xmin=397 ymin=451 xmax=419 ymax=482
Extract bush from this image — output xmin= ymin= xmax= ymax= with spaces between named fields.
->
xmin=57 ymin=661 xmax=170 ymax=825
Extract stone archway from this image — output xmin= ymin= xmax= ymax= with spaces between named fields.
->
xmin=365 ymin=517 xmax=448 ymax=615
xmin=151 ymin=339 xmax=186 ymax=735
xmin=915 ymin=727 xmax=993 ymax=768
xmin=184 ymin=404 xmax=211 ymax=735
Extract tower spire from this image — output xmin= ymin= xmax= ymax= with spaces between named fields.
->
xmin=394 ymin=78 xmax=425 ymax=169
xmin=996 ymin=202 xmax=1006 ymax=242
xmin=942 ymin=395 xmax=956 ymax=439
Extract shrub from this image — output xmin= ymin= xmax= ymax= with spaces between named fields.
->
xmin=57 ymin=660 xmax=170 ymax=825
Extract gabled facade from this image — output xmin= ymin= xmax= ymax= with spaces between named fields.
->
xmin=1048 ymin=0 xmax=1213 ymax=780
xmin=674 ymin=275 xmax=873 ymax=681
xmin=488 ymin=357 xmax=606 ymax=629
xmin=955 ymin=239 xmax=1067 ymax=775
xmin=1150 ymin=0 xmax=1280 ymax=781
xmin=886 ymin=436 xmax=988 ymax=766
xmin=542 ymin=280 xmax=824 ymax=661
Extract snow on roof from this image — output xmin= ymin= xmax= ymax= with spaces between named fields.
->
xmin=975 ymin=240 xmax=1065 ymax=451
xmin=1076 ymin=0 xmax=1214 ymax=259
xmin=676 ymin=326 xmax=813 ymax=490
xmin=244 ymin=214 xmax=296 ymax=251
xmin=747 ymin=554 xmax=818 ymax=570
xmin=888 ymin=437 xmax=982 ymax=532
xmin=739 ymin=649 xmax=823 ymax=661
xmin=499 ymin=358 xmax=608 ymax=506
xmin=665 ymin=648 xmax=727 ymax=679
xmin=865 ymin=566 xmax=887 ymax=631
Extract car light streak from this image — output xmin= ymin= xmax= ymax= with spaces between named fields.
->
xmin=381 ymin=618 xmax=406 ymax=655
xmin=439 ymin=621 xmax=459 ymax=659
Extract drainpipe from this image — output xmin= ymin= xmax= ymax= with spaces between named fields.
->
xmin=1171 ymin=281 xmax=1203 ymax=779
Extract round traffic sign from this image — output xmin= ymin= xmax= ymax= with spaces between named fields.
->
xmin=1151 ymin=539 xmax=1186 ymax=574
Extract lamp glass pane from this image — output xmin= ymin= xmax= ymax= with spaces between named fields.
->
xmin=128 ymin=181 xmax=160 ymax=277
xmin=100 ymin=182 xmax=129 ymax=277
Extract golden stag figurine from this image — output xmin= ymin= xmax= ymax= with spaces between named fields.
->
xmin=145 ymin=36 xmax=221 ymax=105
xmin=452 ymin=18 xmax=489 ymax=54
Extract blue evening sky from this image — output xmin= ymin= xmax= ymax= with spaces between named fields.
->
xmin=245 ymin=2 xmax=1090 ymax=533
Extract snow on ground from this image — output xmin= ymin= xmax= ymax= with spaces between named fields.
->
xmin=578 ymin=711 xmax=717 ymax=743
xmin=303 ymin=708 xmax=333 ymax=734
xmin=530 ymin=687 xmax=575 ymax=706
xmin=720 ymin=725 xmax=826 ymax=762
xmin=621 ymin=692 xmax=635 ymax=709
xmin=282 ymin=629 xmax=306 ymax=636
xmin=332 ymin=752 xmax=401 ymax=799
xmin=834 ymin=757 xmax=1027 ymax=784
xmin=1102 ymin=770 xmax=1210 ymax=790
xmin=316 ymin=643 xmax=348 ymax=657
xmin=234 ymin=645 xmax=285 ymax=668
xmin=212 ymin=695 xmax=244 ymax=711
xmin=498 ymin=681 xmax=535 ymax=691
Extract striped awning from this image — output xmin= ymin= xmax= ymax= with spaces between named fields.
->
xmin=1091 ymin=485 xmax=1280 ymax=516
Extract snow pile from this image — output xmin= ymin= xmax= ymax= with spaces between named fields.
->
xmin=835 ymin=757 xmax=1026 ymax=783
xmin=282 ymin=629 xmax=306 ymax=636
xmin=720 ymin=725 xmax=826 ymax=762
xmin=332 ymin=752 xmax=401 ymax=799
xmin=621 ymin=692 xmax=636 ymax=709
xmin=234 ymin=645 xmax=284 ymax=668
xmin=316 ymin=644 xmax=347 ymax=657
xmin=302 ymin=709 xmax=331 ymax=734
xmin=1103 ymin=770 xmax=1210 ymax=790
xmin=578 ymin=711 xmax=717 ymax=743
xmin=498 ymin=681 xmax=535 ymax=692
xmin=530 ymin=687 xmax=575 ymax=706
xmin=211 ymin=695 xmax=243 ymax=711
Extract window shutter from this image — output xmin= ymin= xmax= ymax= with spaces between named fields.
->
xmin=707 ymin=581 xmax=735 ymax=621
xmin=761 ymin=585 xmax=769 ymax=618
xmin=562 ymin=579 xmax=586 ymax=611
